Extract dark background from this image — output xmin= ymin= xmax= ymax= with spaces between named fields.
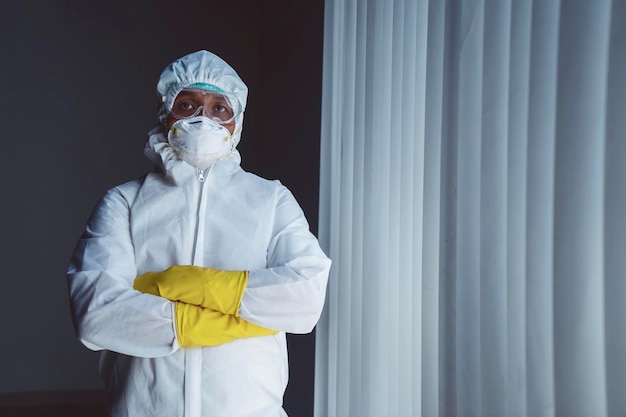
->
xmin=0 ymin=1 xmax=325 ymax=416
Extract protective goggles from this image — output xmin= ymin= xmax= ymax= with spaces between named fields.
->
xmin=168 ymin=88 xmax=241 ymax=124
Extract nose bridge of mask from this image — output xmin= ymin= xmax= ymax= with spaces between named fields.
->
xmin=171 ymin=116 xmax=230 ymax=138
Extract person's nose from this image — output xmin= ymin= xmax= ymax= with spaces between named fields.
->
xmin=198 ymin=106 xmax=212 ymax=118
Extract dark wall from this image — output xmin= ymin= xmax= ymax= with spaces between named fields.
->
xmin=0 ymin=1 xmax=324 ymax=416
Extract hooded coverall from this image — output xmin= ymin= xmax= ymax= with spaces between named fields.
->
xmin=66 ymin=50 xmax=331 ymax=417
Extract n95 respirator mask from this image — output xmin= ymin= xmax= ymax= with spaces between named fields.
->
xmin=167 ymin=116 xmax=234 ymax=170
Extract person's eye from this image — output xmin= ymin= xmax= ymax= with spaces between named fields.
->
xmin=215 ymin=104 xmax=227 ymax=113
xmin=180 ymin=102 xmax=195 ymax=110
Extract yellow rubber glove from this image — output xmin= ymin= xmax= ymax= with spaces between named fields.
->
xmin=175 ymin=302 xmax=277 ymax=348
xmin=134 ymin=265 xmax=247 ymax=316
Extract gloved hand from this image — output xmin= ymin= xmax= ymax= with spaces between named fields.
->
xmin=175 ymin=302 xmax=277 ymax=348
xmin=134 ymin=265 xmax=247 ymax=316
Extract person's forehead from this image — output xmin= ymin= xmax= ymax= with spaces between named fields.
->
xmin=176 ymin=89 xmax=228 ymax=101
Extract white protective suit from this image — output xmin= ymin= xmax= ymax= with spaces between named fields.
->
xmin=66 ymin=50 xmax=331 ymax=417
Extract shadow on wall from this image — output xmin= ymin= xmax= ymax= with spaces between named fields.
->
xmin=1 ymin=0 xmax=324 ymax=416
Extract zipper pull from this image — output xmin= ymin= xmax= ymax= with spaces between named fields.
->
xmin=197 ymin=169 xmax=206 ymax=183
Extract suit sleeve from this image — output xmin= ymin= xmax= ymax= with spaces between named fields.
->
xmin=66 ymin=187 xmax=179 ymax=357
xmin=238 ymin=186 xmax=331 ymax=334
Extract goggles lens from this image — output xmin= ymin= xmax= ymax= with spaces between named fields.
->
xmin=169 ymin=89 xmax=240 ymax=124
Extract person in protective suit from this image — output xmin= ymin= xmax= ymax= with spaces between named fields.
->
xmin=66 ymin=50 xmax=331 ymax=417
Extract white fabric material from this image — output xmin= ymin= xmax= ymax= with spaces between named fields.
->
xmin=67 ymin=51 xmax=331 ymax=417
xmin=67 ymin=128 xmax=330 ymax=417
xmin=315 ymin=0 xmax=625 ymax=416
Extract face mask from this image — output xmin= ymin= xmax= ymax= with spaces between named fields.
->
xmin=167 ymin=116 xmax=234 ymax=169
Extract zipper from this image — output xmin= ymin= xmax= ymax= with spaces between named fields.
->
xmin=191 ymin=168 xmax=210 ymax=265
xmin=197 ymin=168 xmax=206 ymax=183
xmin=185 ymin=167 xmax=212 ymax=417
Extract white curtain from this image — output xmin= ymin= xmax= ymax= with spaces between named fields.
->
xmin=314 ymin=0 xmax=626 ymax=416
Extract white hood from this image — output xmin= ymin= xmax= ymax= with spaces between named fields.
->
xmin=155 ymin=50 xmax=248 ymax=153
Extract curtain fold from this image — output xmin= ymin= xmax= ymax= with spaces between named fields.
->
xmin=605 ymin=4 xmax=626 ymax=417
xmin=315 ymin=0 xmax=625 ymax=416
